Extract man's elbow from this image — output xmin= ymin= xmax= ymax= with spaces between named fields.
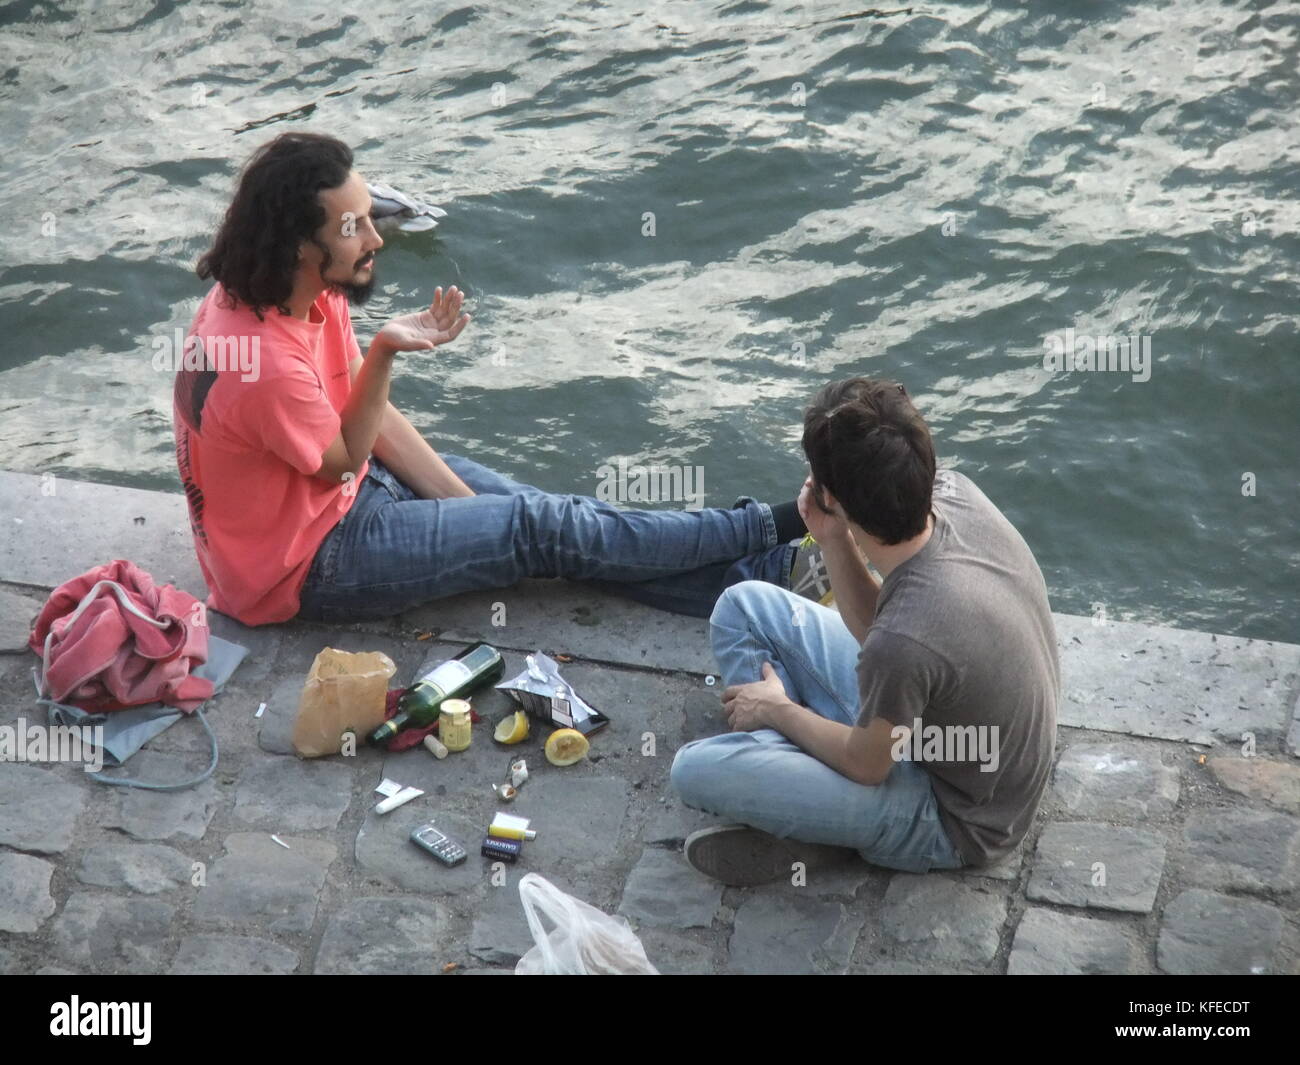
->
xmin=853 ymin=760 xmax=894 ymax=788
xmin=313 ymin=456 xmax=359 ymax=486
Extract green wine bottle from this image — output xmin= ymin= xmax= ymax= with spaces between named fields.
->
xmin=367 ymin=642 xmax=505 ymax=746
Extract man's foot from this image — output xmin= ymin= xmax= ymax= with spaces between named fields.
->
xmin=789 ymin=539 xmax=835 ymax=606
xmin=684 ymin=824 xmax=846 ymax=886
xmin=769 ymin=499 xmax=807 ymax=543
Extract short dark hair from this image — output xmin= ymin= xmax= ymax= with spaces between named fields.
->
xmin=197 ymin=132 xmax=354 ymax=319
xmin=801 ymin=377 xmax=936 ymax=544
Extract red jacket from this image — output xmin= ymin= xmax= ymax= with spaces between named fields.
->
xmin=29 ymin=559 xmax=214 ymax=713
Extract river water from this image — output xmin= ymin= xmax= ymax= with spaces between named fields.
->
xmin=0 ymin=1 xmax=1296 ymax=641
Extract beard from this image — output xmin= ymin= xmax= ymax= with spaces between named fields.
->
xmin=334 ymin=276 xmax=376 ymax=306
xmin=325 ymin=254 xmax=378 ymax=305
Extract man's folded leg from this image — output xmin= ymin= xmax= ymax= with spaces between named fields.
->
xmin=667 ymin=578 xmax=962 ymax=883
xmin=670 ymin=729 xmax=958 ymax=882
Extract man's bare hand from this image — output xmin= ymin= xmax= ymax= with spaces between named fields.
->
xmin=797 ymin=475 xmax=852 ymax=544
xmin=722 ymin=662 xmax=793 ymax=732
xmin=375 ymin=285 xmax=471 ymax=353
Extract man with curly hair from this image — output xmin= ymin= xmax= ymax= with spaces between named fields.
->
xmin=174 ymin=132 xmax=811 ymax=626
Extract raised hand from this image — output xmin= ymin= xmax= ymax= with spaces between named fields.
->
xmin=376 ymin=285 xmax=471 ymax=353
xmin=797 ymin=475 xmax=852 ymax=544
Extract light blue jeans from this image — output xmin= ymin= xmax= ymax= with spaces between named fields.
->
xmin=297 ymin=455 xmax=798 ymax=623
xmin=671 ymin=580 xmax=966 ymax=873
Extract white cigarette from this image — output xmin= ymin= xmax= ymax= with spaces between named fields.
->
xmin=255 ymin=702 xmax=267 ymax=718
xmin=270 ymin=834 xmax=290 ymax=849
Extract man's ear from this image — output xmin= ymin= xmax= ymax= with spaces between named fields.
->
xmin=816 ymin=483 xmax=843 ymax=516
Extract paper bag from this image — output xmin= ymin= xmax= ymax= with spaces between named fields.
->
xmin=292 ymin=648 xmax=396 ymax=757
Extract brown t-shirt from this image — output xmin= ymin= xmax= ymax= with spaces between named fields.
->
xmin=855 ymin=470 xmax=1059 ymax=866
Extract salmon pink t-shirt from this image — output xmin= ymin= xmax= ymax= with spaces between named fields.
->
xmin=171 ymin=284 xmax=368 ymax=625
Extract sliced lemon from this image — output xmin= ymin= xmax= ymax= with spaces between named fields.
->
xmin=544 ymin=727 xmax=589 ymax=766
xmin=493 ymin=710 xmax=530 ymax=745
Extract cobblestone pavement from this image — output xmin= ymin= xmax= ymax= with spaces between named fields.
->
xmin=0 ymin=471 xmax=1297 ymax=975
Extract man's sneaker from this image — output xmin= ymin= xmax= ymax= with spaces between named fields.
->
xmin=789 ymin=538 xmax=835 ymax=606
xmin=683 ymin=825 xmax=847 ymax=887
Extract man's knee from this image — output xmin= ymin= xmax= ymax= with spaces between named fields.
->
xmin=710 ymin=579 xmax=789 ymax=629
xmin=670 ymin=739 xmax=724 ymax=809
xmin=669 ymin=741 xmax=703 ymax=799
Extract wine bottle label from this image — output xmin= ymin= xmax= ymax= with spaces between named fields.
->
xmin=417 ymin=659 xmax=474 ymax=695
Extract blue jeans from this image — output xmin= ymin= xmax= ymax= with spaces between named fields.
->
xmin=670 ymin=580 xmax=966 ymax=873
xmin=296 ymin=455 xmax=799 ymax=623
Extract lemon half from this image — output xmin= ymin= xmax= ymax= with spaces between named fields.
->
xmin=493 ymin=710 xmax=530 ymax=745
xmin=544 ymin=727 xmax=589 ymax=766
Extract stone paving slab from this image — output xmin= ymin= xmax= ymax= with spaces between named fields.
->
xmin=355 ymin=803 xmax=485 ymax=896
xmin=1179 ymin=808 xmax=1300 ymax=894
xmin=880 ymin=875 xmax=1006 ymax=967
xmin=618 ymin=846 xmax=723 ymax=929
xmin=50 ymin=893 xmax=176 ymax=974
xmin=0 ymin=471 xmax=205 ymax=598
xmin=1156 ymin=889 xmax=1295 ymax=975
xmin=0 ymin=851 xmax=57 ymax=933
xmin=169 ymin=934 xmax=301 ymax=976
xmin=642 ymin=794 xmax=721 ymax=846
xmin=0 ymin=587 xmax=43 ymax=652
xmin=1007 ymin=908 xmax=1145 ymax=975
xmin=468 ymin=883 xmax=543 ymax=967
xmin=100 ymin=752 xmax=221 ymax=841
xmin=1288 ymin=692 xmax=1300 ymax=758
xmin=233 ymin=757 xmax=356 ymax=831
xmin=403 ymin=579 xmax=716 ymax=676
xmin=76 ymin=843 xmax=194 ymax=895
xmin=1050 ymin=742 xmax=1180 ymax=822
xmin=315 ymin=897 xmax=452 ymax=975
xmin=1207 ymin=754 xmax=1300 ymax=815
xmin=192 ymin=833 xmax=336 ymax=936
xmin=728 ymin=891 xmax=864 ymax=975
xmin=0 ymin=763 xmax=86 ymax=854
xmin=1026 ymin=822 xmax=1166 ymax=914
xmin=1055 ymin=613 xmax=1300 ymax=745
xmin=634 ymin=928 xmax=719 ymax=974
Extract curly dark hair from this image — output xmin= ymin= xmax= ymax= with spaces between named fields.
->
xmin=197 ymin=131 xmax=354 ymax=320
xmin=801 ymin=378 xmax=936 ymax=544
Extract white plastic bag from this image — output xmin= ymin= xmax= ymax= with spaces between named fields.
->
xmin=515 ymin=873 xmax=659 ymax=975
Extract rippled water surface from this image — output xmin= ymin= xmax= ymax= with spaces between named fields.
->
xmin=0 ymin=1 xmax=1296 ymax=640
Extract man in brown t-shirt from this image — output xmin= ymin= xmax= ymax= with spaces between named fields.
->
xmin=672 ymin=377 xmax=1059 ymax=884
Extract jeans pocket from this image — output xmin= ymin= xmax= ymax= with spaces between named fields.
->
xmin=304 ymin=513 xmax=348 ymax=592
xmin=364 ymin=458 xmax=406 ymax=501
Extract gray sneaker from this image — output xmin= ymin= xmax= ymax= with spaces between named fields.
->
xmin=683 ymin=825 xmax=846 ymax=887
